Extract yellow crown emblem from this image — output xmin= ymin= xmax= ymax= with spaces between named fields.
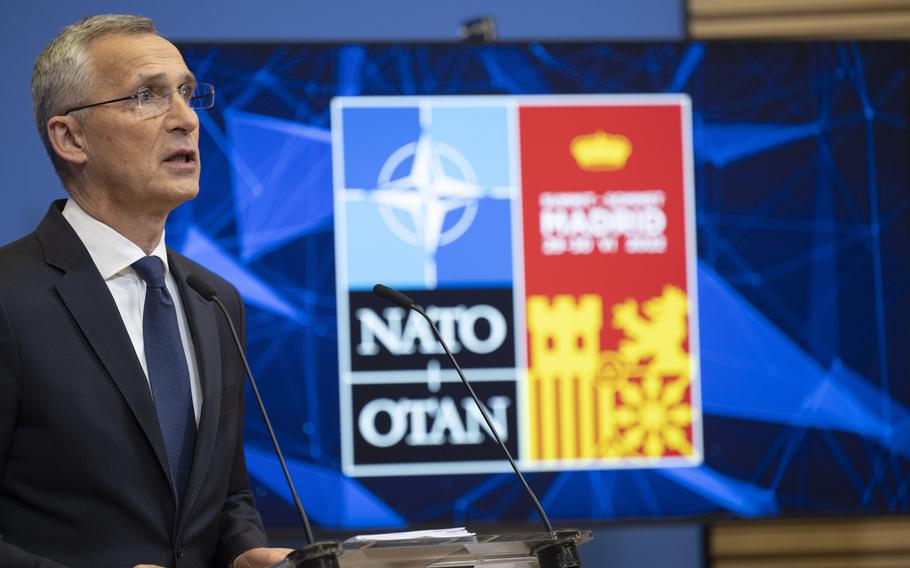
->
xmin=570 ymin=130 xmax=633 ymax=172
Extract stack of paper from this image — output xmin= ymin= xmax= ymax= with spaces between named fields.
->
xmin=347 ymin=527 xmax=475 ymax=542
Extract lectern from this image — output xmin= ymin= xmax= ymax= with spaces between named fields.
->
xmin=279 ymin=529 xmax=592 ymax=568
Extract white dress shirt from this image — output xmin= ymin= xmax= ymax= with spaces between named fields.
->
xmin=62 ymin=199 xmax=202 ymax=423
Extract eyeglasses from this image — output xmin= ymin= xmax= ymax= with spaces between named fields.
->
xmin=62 ymin=83 xmax=215 ymax=117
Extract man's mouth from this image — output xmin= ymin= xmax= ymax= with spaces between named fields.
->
xmin=163 ymin=149 xmax=197 ymax=164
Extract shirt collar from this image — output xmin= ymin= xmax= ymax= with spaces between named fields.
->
xmin=61 ymin=198 xmax=170 ymax=280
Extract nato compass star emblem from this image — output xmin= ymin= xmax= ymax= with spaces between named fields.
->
xmin=373 ymin=131 xmax=489 ymax=288
xmin=342 ymin=105 xmax=514 ymax=288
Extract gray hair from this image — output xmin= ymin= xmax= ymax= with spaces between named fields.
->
xmin=31 ymin=14 xmax=158 ymax=178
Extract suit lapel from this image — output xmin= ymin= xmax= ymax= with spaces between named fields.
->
xmin=37 ymin=202 xmax=172 ymax=485
xmin=39 ymin=201 xmax=229 ymax=529
xmin=169 ymin=254 xmax=223 ymax=528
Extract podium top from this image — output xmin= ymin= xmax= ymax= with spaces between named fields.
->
xmin=338 ymin=528 xmax=592 ymax=566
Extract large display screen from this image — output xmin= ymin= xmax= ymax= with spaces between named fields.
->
xmin=169 ymin=42 xmax=910 ymax=529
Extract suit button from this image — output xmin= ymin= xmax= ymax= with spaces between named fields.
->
xmin=176 ymin=541 xmax=184 ymax=558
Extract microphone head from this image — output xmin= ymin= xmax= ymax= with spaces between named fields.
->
xmin=187 ymin=274 xmax=218 ymax=301
xmin=372 ymin=284 xmax=415 ymax=309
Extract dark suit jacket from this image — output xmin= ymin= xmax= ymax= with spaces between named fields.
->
xmin=0 ymin=201 xmax=268 ymax=567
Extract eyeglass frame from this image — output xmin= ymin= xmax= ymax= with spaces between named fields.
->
xmin=62 ymin=82 xmax=215 ymax=116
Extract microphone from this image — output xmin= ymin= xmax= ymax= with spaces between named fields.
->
xmin=370 ymin=283 xmax=555 ymax=534
xmin=187 ymin=274 xmax=315 ymax=545
xmin=372 ymin=283 xmax=415 ymax=309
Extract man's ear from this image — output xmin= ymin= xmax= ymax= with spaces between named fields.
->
xmin=47 ymin=115 xmax=88 ymax=168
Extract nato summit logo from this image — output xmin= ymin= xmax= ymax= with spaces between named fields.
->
xmin=332 ymin=97 xmax=522 ymax=475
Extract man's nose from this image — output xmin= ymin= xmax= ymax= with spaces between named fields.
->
xmin=164 ymin=93 xmax=199 ymax=132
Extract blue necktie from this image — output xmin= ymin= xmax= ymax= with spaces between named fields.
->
xmin=132 ymin=256 xmax=196 ymax=510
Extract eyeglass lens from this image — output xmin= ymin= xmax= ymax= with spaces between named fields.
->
xmin=188 ymin=84 xmax=215 ymax=109
xmin=137 ymin=83 xmax=214 ymax=115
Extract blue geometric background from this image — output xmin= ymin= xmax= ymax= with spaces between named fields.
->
xmin=168 ymin=42 xmax=910 ymax=528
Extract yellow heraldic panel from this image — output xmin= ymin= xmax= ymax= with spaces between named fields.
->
xmin=527 ymin=295 xmax=603 ymax=461
xmin=527 ymin=286 xmax=697 ymax=465
xmin=612 ymin=285 xmax=694 ymax=458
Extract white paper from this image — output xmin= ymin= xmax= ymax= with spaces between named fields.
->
xmin=347 ymin=527 xmax=475 ymax=542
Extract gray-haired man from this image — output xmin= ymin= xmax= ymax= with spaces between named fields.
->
xmin=0 ymin=14 xmax=293 ymax=568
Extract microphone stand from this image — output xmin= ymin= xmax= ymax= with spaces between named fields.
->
xmin=187 ymin=276 xmax=341 ymax=567
xmin=411 ymin=304 xmax=554 ymax=534
xmin=372 ymin=285 xmax=583 ymax=567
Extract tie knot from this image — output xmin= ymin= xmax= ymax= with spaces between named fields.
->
xmin=132 ymin=256 xmax=166 ymax=289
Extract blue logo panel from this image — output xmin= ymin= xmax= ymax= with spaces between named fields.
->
xmin=337 ymin=101 xmax=515 ymax=291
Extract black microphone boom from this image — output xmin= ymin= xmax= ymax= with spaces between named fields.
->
xmin=372 ymin=283 xmax=555 ymax=534
xmin=186 ymin=275 xmax=315 ymax=544
xmin=186 ymin=274 xmax=217 ymax=301
xmin=371 ymin=284 xmax=415 ymax=309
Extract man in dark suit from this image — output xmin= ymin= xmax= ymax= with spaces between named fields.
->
xmin=0 ymin=15 xmax=293 ymax=568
